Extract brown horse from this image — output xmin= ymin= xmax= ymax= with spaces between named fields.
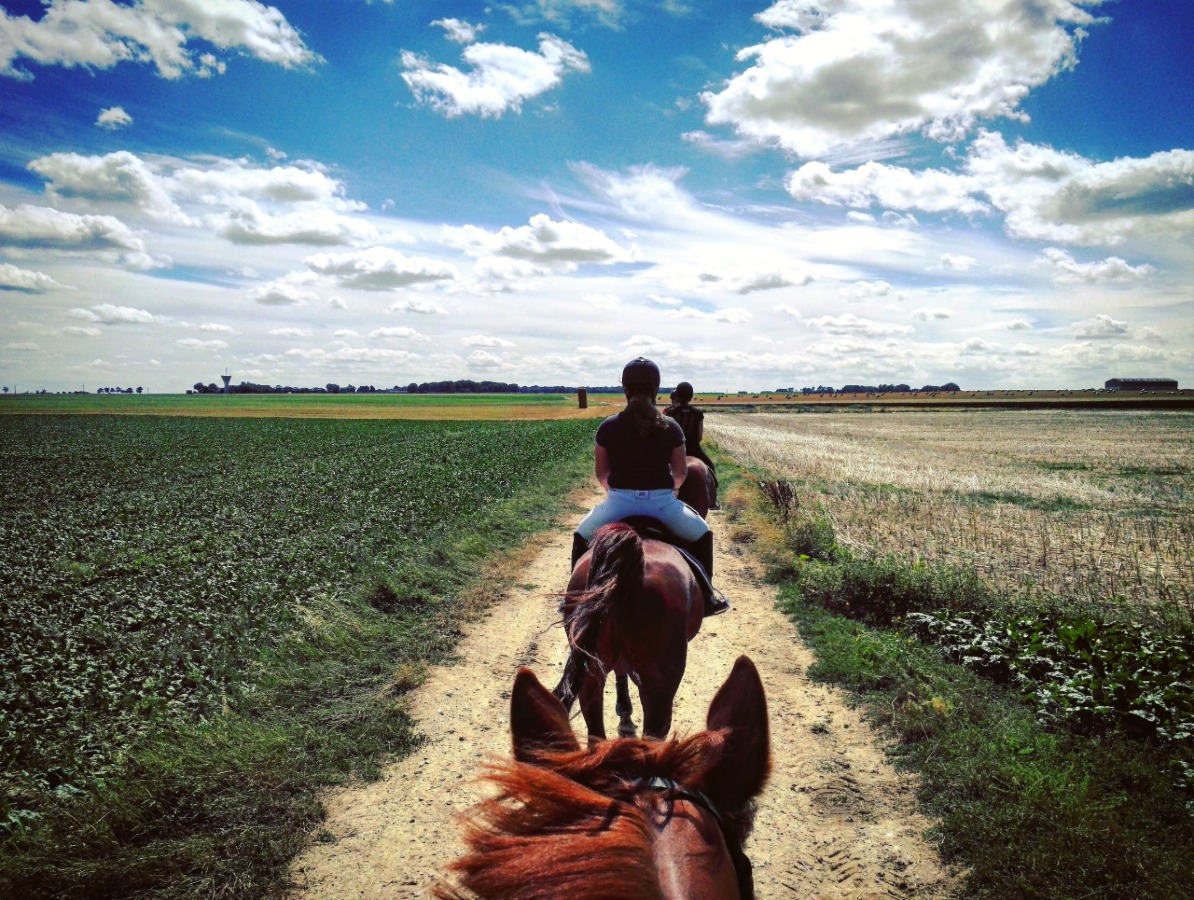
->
xmin=678 ymin=455 xmax=715 ymax=518
xmin=555 ymin=521 xmax=704 ymax=740
xmin=441 ymin=656 xmax=771 ymax=899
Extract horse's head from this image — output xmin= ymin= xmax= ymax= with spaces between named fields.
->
xmin=443 ymin=656 xmax=770 ymax=899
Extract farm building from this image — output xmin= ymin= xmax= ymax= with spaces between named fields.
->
xmin=1104 ymin=377 xmax=1178 ymax=391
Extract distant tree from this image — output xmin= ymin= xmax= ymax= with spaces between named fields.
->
xmin=326 ymin=383 xmax=340 ymax=394
xmin=407 ymin=382 xmax=419 ymax=394
xmin=343 ymin=384 xmax=356 ymax=393
xmin=2 ymin=387 xmax=7 ymax=394
xmin=136 ymin=386 xmax=143 ymax=394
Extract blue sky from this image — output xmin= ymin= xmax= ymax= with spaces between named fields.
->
xmin=1 ymin=0 xmax=1191 ymax=393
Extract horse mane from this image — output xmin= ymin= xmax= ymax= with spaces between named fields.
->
xmin=439 ymin=730 xmax=753 ymax=900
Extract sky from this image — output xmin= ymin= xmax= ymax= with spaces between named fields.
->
xmin=0 ymin=0 xmax=1192 ymax=393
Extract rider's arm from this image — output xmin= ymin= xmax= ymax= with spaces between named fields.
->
xmin=595 ymin=444 xmax=611 ymax=491
xmin=670 ymin=444 xmax=687 ymax=492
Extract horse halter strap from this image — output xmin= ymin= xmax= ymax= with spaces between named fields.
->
xmin=635 ymin=776 xmax=755 ymax=899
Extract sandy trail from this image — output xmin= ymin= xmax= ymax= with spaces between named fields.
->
xmin=290 ymin=495 xmax=958 ymax=898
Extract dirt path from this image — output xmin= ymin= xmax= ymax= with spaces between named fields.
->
xmin=290 ymin=496 xmax=959 ymax=898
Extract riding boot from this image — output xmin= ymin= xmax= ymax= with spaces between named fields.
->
xmin=692 ymin=532 xmax=730 ymax=616
xmin=570 ymin=532 xmax=589 ymax=572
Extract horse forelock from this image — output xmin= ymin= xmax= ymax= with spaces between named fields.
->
xmin=442 ymin=732 xmax=749 ymax=899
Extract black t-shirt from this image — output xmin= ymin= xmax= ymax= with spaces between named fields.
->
xmin=596 ymin=411 xmax=685 ymax=490
xmin=664 ymin=403 xmax=704 ymax=447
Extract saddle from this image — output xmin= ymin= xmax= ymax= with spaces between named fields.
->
xmin=618 ymin=516 xmax=715 ymax=601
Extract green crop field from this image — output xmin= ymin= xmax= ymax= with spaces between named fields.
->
xmin=0 ymin=414 xmax=596 ymax=897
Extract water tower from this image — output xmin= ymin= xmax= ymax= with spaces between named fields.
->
xmin=221 ymin=372 xmax=232 ymax=394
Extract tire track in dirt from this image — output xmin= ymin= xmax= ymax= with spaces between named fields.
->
xmin=289 ymin=494 xmax=959 ymax=898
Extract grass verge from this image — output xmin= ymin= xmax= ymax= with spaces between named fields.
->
xmin=711 ymin=447 xmax=1194 ymax=899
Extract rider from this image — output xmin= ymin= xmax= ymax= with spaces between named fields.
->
xmin=573 ymin=357 xmax=730 ymax=616
xmin=664 ymin=380 xmax=718 ymax=507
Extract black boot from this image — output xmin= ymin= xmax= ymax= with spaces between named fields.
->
xmin=570 ymin=532 xmax=589 ymax=572
xmin=692 ymin=532 xmax=730 ymax=616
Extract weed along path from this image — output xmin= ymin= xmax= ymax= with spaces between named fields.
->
xmin=289 ymin=494 xmax=958 ymax=898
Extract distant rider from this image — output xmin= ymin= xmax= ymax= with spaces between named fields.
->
xmin=572 ymin=358 xmax=730 ymax=616
xmin=664 ymin=380 xmax=718 ymax=507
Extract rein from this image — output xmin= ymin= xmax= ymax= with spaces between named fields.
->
xmin=635 ymin=776 xmax=755 ymax=899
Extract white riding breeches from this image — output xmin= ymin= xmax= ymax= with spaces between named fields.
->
xmin=576 ymin=488 xmax=710 ymax=543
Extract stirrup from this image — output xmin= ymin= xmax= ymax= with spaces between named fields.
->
xmin=704 ymin=586 xmax=731 ymax=617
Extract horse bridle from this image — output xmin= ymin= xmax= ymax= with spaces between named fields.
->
xmin=635 ymin=776 xmax=755 ymax=899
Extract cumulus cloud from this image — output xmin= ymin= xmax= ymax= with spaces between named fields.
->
xmin=0 ymin=0 xmax=321 ymax=80
xmin=444 ymin=213 xmax=633 ymax=268
xmin=582 ymin=293 xmax=621 ymax=310
xmin=284 ymin=345 xmax=418 ymax=366
xmin=500 ymin=0 xmax=623 ymax=29
xmin=912 ymin=307 xmax=953 ymax=321
xmin=938 ymin=253 xmax=977 ymax=272
xmin=268 ymin=327 xmax=311 ymax=338
xmin=839 ymin=279 xmax=894 ymax=301
xmin=806 ymin=312 xmax=911 ymax=336
xmin=4 ymin=341 xmax=40 ymax=352
xmin=668 ymin=306 xmax=752 ymax=324
xmin=0 ymin=203 xmax=147 ymax=256
xmin=0 ymin=262 xmax=68 ymax=293
xmin=370 ymin=326 xmax=429 ymax=341
xmin=249 ymin=277 xmax=317 ymax=306
xmin=177 ymin=337 xmax=228 ymax=350
xmin=401 ymin=33 xmax=588 ymax=117
xmin=966 ymin=132 xmax=1194 ymax=245
xmin=702 ymin=0 xmax=1098 ymax=157
xmin=462 ymin=335 xmax=516 ymax=347
xmin=1072 ymin=314 xmax=1130 ymax=340
xmin=727 ymin=270 xmax=810 ymax=294
xmin=389 ymin=297 xmax=448 ymax=315
xmin=306 ymin=247 xmax=458 ymax=290
xmin=571 ymin=162 xmax=698 ymax=226
xmin=1041 ymin=247 xmax=1154 ymax=283
xmin=96 ymin=106 xmax=132 ymax=129
xmin=215 ymin=205 xmax=380 ymax=246
xmin=787 ymin=160 xmax=988 ymax=214
xmin=1007 ymin=319 xmax=1033 ymax=331
xmin=466 ymin=349 xmax=506 ymax=369
xmin=432 ymin=18 xmax=484 ymax=43
xmin=69 ymin=303 xmax=159 ymax=324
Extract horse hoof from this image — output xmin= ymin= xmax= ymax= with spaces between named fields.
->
xmin=618 ymin=724 xmax=638 ymax=739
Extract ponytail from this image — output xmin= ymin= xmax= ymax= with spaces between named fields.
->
xmin=625 ymin=391 xmax=668 ymax=439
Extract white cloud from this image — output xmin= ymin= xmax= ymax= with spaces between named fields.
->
xmin=0 ymin=203 xmax=146 ymax=255
xmin=466 ymin=349 xmax=506 ymax=369
xmin=370 ymin=326 xmax=429 ymax=341
xmin=647 ymin=294 xmax=683 ymax=307
xmin=283 ymin=345 xmax=418 ymax=366
xmin=389 ymin=297 xmax=448 ymax=315
xmin=4 ymin=342 xmax=40 ymax=352
xmin=328 ymin=296 xmax=348 ymax=310
xmin=432 ymin=18 xmax=484 ymax=44
xmin=668 ymin=306 xmax=752 ymax=324
xmin=1072 ymin=314 xmax=1130 ymax=340
xmin=571 ymin=162 xmax=698 ymax=226
xmin=912 ymin=307 xmax=952 ymax=321
xmin=582 ymin=292 xmax=621 ymax=311
xmin=806 ymin=312 xmax=911 ymax=336
xmin=1040 ymin=248 xmax=1154 ymax=283
xmin=198 ymin=322 xmax=234 ymax=333
xmin=305 ymin=247 xmax=458 ymax=290
xmin=938 ymin=253 xmax=976 ymax=272
xmin=839 ymin=279 xmax=893 ymax=301
xmin=500 ymin=0 xmax=623 ymax=29
xmin=1007 ymin=319 xmax=1033 ymax=331
xmin=61 ymin=326 xmax=102 ymax=337
xmin=96 ymin=106 xmax=132 ymax=129
xmin=215 ymin=205 xmax=380 ymax=246
xmin=702 ymin=0 xmax=1098 ymax=157
xmin=786 ymin=160 xmax=987 ymax=214
xmin=0 ymin=262 xmax=68 ymax=293
xmin=250 ymin=277 xmax=317 ymax=306
xmin=727 ymin=270 xmax=810 ymax=294
xmin=0 ymin=0 xmax=320 ymax=80
xmin=268 ymin=327 xmax=312 ymax=338
xmin=69 ymin=303 xmax=159 ymax=324
xmin=444 ymin=213 xmax=632 ymax=267
xmin=177 ymin=338 xmax=229 ymax=351
xmin=401 ymin=33 xmax=589 ymax=118
xmin=967 ymin=132 xmax=1194 ymax=245
xmin=462 ymin=335 xmax=516 ymax=347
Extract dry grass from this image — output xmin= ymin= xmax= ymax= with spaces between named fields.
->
xmin=708 ymin=409 xmax=1194 ymax=614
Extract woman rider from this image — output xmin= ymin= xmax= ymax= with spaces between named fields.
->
xmin=572 ymin=357 xmax=730 ymax=616
xmin=664 ymin=380 xmax=718 ymax=507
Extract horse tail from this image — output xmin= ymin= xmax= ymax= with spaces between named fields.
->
xmin=563 ymin=523 xmax=643 ymax=671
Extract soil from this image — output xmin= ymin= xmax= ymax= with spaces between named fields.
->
xmin=289 ymin=492 xmax=960 ymax=898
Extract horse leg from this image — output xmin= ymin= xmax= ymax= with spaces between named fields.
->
xmin=579 ymin=667 xmax=608 ymax=742
xmin=552 ymin=648 xmax=585 ymax=714
xmin=615 ymin=673 xmax=636 ymax=738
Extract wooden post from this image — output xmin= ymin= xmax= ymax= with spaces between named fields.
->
xmin=577 ymin=388 xmax=588 ymax=409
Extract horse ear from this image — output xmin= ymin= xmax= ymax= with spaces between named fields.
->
xmin=510 ymin=666 xmax=580 ymax=761
xmin=703 ymin=656 xmax=770 ymax=808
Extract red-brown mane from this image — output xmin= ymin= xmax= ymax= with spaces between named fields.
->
xmin=439 ymin=731 xmax=755 ymax=900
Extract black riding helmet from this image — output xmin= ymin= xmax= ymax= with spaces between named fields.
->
xmin=621 ymin=357 xmax=661 ymax=395
xmin=674 ymin=381 xmax=694 ymax=403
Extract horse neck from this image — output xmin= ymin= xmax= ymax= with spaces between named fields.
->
xmin=648 ymin=796 xmax=741 ymax=899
